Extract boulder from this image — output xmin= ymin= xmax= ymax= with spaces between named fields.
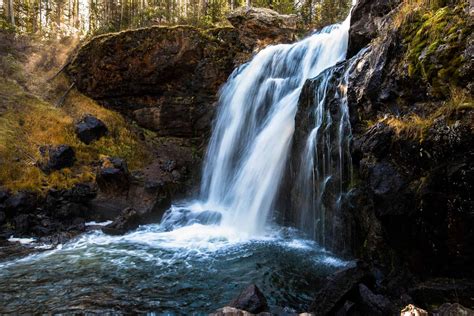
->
xmin=102 ymin=207 xmax=140 ymax=235
xmin=309 ymin=262 xmax=373 ymax=315
xmin=75 ymin=115 xmax=108 ymax=144
xmin=229 ymin=284 xmax=269 ymax=314
xmin=46 ymin=145 xmax=75 ymax=171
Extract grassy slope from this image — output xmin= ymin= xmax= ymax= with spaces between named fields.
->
xmin=0 ymin=33 xmax=151 ymax=193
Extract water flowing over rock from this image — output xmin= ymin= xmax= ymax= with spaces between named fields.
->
xmin=195 ymin=18 xmax=351 ymax=236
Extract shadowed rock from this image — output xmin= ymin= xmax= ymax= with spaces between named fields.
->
xmin=75 ymin=115 xmax=108 ymax=144
xmin=229 ymin=284 xmax=269 ymax=314
xmin=46 ymin=145 xmax=75 ymax=171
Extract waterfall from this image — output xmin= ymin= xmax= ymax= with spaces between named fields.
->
xmin=163 ymin=17 xmax=350 ymax=237
xmin=158 ymin=7 xmax=357 ymax=241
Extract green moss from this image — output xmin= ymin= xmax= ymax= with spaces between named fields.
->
xmin=401 ymin=4 xmax=472 ymax=97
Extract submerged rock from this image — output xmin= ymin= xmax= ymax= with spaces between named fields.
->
xmin=229 ymin=284 xmax=269 ymax=314
xmin=75 ymin=115 xmax=108 ymax=144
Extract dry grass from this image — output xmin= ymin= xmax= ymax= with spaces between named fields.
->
xmin=379 ymin=87 xmax=473 ymax=142
xmin=0 ymin=76 xmax=150 ymax=192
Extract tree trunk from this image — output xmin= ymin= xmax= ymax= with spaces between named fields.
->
xmin=8 ymin=0 xmax=15 ymax=25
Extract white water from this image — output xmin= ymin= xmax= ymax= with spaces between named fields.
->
xmin=172 ymin=16 xmax=354 ymax=236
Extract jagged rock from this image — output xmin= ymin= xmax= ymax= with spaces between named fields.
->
xmin=102 ymin=207 xmax=140 ymax=235
xmin=96 ymin=157 xmax=130 ymax=194
xmin=347 ymin=0 xmax=400 ymax=58
xmin=46 ymin=145 xmax=75 ymax=171
xmin=75 ymin=115 xmax=108 ymax=144
xmin=309 ymin=262 xmax=373 ymax=315
xmin=400 ymin=304 xmax=428 ymax=316
xmin=229 ymin=284 xmax=269 ymax=314
xmin=436 ymin=303 xmax=474 ymax=316
xmin=358 ymin=283 xmax=393 ymax=315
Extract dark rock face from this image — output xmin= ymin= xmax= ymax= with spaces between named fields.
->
xmin=46 ymin=145 xmax=76 ymax=171
xmin=347 ymin=0 xmax=400 ymax=58
xmin=229 ymin=284 xmax=269 ymax=314
xmin=0 ymin=183 xmax=97 ymax=241
xmin=67 ymin=11 xmax=301 ymax=139
xmin=75 ymin=115 xmax=108 ymax=144
xmin=436 ymin=303 xmax=474 ymax=316
xmin=102 ymin=207 xmax=140 ymax=235
xmin=310 ymin=263 xmax=373 ymax=315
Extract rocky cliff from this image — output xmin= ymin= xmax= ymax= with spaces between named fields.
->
xmin=67 ymin=8 xmax=301 ymax=138
xmin=287 ymin=0 xmax=473 ymax=313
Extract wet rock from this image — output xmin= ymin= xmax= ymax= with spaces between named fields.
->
xmin=102 ymin=207 xmax=140 ymax=235
xmin=229 ymin=284 xmax=269 ymax=314
xmin=0 ymin=211 xmax=5 ymax=224
xmin=309 ymin=262 xmax=373 ymax=315
xmin=67 ymin=11 xmax=300 ymax=138
xmin=46 ymin=145 xmax=75 ymax=171
xmin=75 ymin=115 xmax=108 ymax=144
xmin=160 ymin=209 xmax=222 ymax=231
xmin=436 ymin=303 xmax=474 ymax=316
xmin=96 ymin=157 xmax=130 ymax=194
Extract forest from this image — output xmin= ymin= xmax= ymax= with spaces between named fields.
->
xmin=0 ymin=0 xmax=350 ymax=34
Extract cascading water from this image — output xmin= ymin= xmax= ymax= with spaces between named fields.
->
xmin=163 ymin=16 xmax=353 ymax=236
xmin=0 ymin=8 xmax=359 ymax=314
